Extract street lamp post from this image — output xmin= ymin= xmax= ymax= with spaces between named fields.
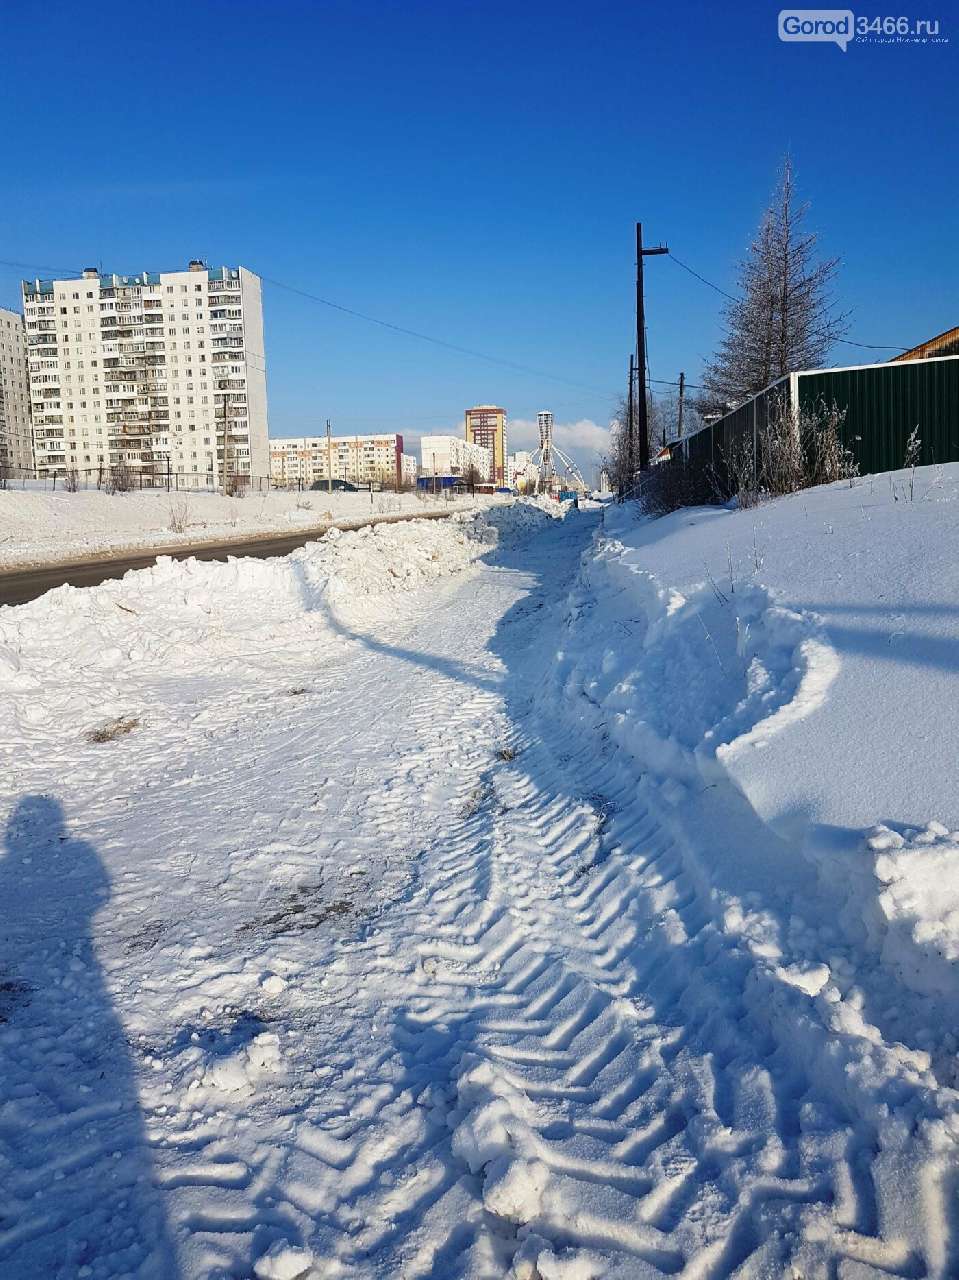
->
xmin=218 ymin=380 xmax=230 ymax=496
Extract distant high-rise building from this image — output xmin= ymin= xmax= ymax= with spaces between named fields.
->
xmin=22 ymin=261 xmax=268 ymax=479
xmin=508 ymin=450 xmax=534 ymax=490
xmin=465 ymin=405 xmax=506 ymax=484
xmin=0 ymin=307 xmax=32 ymax=475
xmin=269 ymin=433 xmax=406 ymax=488
xmin=419 ymin=435 xmax=492 ymax=481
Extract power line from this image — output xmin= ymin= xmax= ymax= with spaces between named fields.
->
xmin=0 ymin=251 xmax=917 ymax=352
xmin=648 ymin=373 xmax=706 ymax=391
xmin=666 ymin=250 xmax=908 ymax=350
xmin=668 ymin=251 xmax=740 ymax=303
xmin=0 ymin=257 xmax=84 ymax=277
xmin=3 ymin=252 xmax=620 ymax=396
xmin=259 ymin=273 xmax=615 ymax=396
xmin=833 ymin=337 xmax=909 ymax=351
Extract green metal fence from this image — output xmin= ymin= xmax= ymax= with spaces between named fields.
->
xmin=798 ymin=357 xmax=959 ymax=475
xmin=672 ymin=355 xmax=959 ymax=499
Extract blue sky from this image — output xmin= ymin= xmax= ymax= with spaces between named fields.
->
xmin=1 ymin=0 xmax=955 ymax=478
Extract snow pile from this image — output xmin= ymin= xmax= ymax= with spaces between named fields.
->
xmin=591 ymin=466 xmax=959 ymax=835
xmin=200 ymin=1031 xmax=285 ymax=1096
xmin=0 ymin=484 xmax=493 ymax=570
xmin=809 ymin=820 xmax=959 ymax=1012
xmin=453 ymin=494 xmax=567 ymax=546
xmin=253 ymin=1243 xmax=315 ymax=1280
xmin=544 ymin=466 xmax=959 ymax=1103
xmin=869 ymin=823 xmax=959 ymax=989
xmin=0 ymin=500 xmax=562 ymax=729
xmin=555 ymin=536 xmax=839 ymax=793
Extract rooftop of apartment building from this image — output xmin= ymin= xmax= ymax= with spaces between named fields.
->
xmin=270 ymin=433 xmax=403 ymax=447
xmin=22 ymin=261 xmax=245 ymax=295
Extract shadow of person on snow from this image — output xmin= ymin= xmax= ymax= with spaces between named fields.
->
xmin=0 ymin=794 xmax=178 ymax=1278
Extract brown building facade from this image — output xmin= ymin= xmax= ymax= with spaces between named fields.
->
xmin=465 ymin=405 xmax=507 ymax=483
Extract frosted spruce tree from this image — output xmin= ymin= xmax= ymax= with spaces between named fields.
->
xmin=702 ymin=156 xmax=848 ymax=412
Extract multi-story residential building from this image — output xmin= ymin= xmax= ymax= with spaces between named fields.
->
xmin=508 ymin=450 xmax=534 ymax=489
xmin=269 ymin=433 xmax=407 ymax=488
xmin=400 ymin=453 xmax=418 ymax=487
xmin=419 ymin=434 xmax=492 ymax=481
xmin=0 ymin=307 xmax=32 ymax=475
xmin=465 ymin=405 xmax=507 ymax=484
xmin=21 ymin=261 xmax=268 ymax=480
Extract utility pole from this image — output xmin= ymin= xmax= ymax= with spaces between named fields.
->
xmin=677 ymin=371 xmax=686 ymax=439
xmin=326 ymin=418 xmax=333 ymax=494
xmin=635 ymin=222 xmax=668 ymax=473
xmin=624 ymin=353 xmax=635 ymax=498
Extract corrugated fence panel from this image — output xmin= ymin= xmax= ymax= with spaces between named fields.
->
xmin=649 ymin=357 xmax=958 ymax=508
xmin=685 ymin=422 xmax=713 ymax=474
xmin=798 ymin=358 xmax=959 ymax=475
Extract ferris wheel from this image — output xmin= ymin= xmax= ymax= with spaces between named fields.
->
xmin=530 ymin=411 xmax=586 ymax=492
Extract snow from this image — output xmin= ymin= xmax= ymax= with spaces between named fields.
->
xmin=0 ymin=484 xmax=495 ymax=570
xmin=2 ymin=474 xmax=959 ymax=1278
xmin=253 ymin=1242 xmax=315 ymax=1279
xmin=598 ymin=465 xmax=959 ymax=835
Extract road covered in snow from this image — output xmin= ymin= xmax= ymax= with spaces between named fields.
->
xmin=3 ymin=478 xmax=959 ymax=1278
xmin=0 ymin=485 xmax=487 ymax=572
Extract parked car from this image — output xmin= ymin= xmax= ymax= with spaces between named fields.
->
xmin=311 ymin=479 xmax=358 ymax=492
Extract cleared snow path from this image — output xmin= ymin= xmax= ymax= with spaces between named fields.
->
xmin=2 ymin=503 xmax=957 ymax=1278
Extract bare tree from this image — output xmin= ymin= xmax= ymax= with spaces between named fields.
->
xmin=601 ymin=399 xmax=632 ymax=497
xmin=702 ymin=156 xmax=848 ymax=412
xmin=105 ymin=461 xmax=136 ymax=494
xmin=168 ymin=496 xmax=191 ymax=533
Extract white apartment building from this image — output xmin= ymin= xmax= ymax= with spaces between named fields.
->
xmin=22 ymin=261 xmax=268 ymax=480
xmin=400 ymin=453 xmax=418 ymax=486
xmin=0 ymin=307 xmax=32 ymax=475
xmin=269 ymin=433 xmax=408 ymax=488
xmin=508 ymin=450 xmax=534 ymax=489
xmin=419 ymin=434 xmax=492 ymax=481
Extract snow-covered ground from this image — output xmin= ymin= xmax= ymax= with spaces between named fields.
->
xmin=0 ymin=485 xmax=492 ymax=571
xmin=2 ymin=474 xmax=959 ymax=1278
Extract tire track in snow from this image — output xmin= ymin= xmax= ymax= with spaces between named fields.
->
xmin=5 ymin=510 xmax=954 ymax=1278
xmin=288 ymin=523 xmax=942 ymax=1278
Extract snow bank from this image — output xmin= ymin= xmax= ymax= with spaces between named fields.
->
xmin=0 ymin=500 xmax=563 ymax=728
xmin=809 ymin=820 xmax=959 ymax=1013
xmin=555 ymin=533 xmax=839 ymax=796
xmin=545 ymin=464 xmax=959 ymax=1111
xmin=593 ymin=465 xmax=959 ymax=835
xmin=0 ymin=484 xmax=493 ymax=570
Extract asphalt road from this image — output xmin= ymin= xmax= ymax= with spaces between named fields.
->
xmin=0 ymin=509 xmax=454 ymax=608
